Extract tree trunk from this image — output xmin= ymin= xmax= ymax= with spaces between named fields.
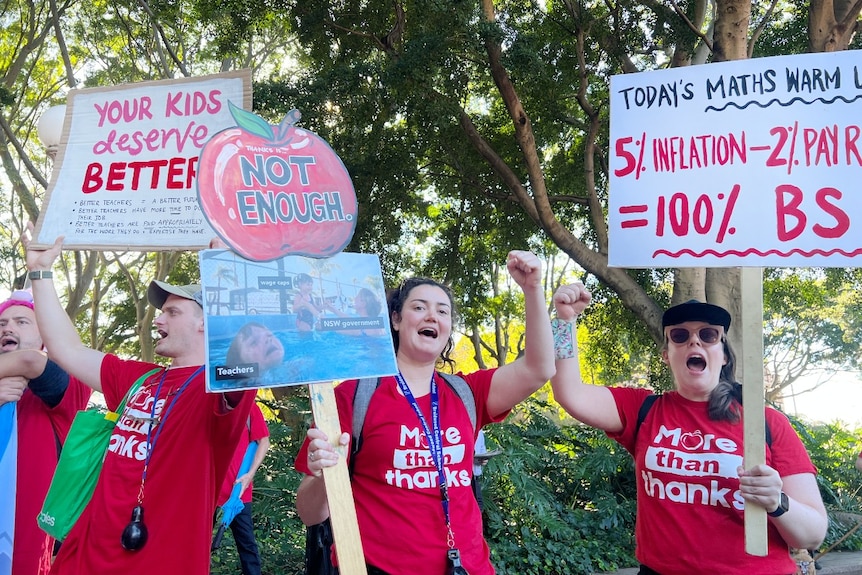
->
xmin=712 ymin=0 xmax=752 ymax=62
xmin=808 ymin=0 xmax=862 ymax=52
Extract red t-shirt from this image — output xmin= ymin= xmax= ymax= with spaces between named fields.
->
xmin=608 ymin=387 xmax=816 ymax=575
xmin=49 ymin=355 xmax=253 ymax=575
xmin=296 ymin=369 xmax=503 ymax=575
xmin=218 ymin=401 xmax=268 ymax=505
xmin=15 ymin=373 xmax=90 ymax=575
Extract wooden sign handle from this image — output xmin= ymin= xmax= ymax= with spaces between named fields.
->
xmin=308 ymin=382 xmax=367 ymax=574
xmin=741 ymin=267 xmax=767 ymax=556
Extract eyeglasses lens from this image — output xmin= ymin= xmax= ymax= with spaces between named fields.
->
xmin=669 ymin=327 xmax=720 ymax=344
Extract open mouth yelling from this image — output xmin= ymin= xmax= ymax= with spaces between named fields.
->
xmin=0 ymin=336 xmax=19 ymax=351
xmin=418 ymin=328 xmax=438 ymax=338
xmin=686 ymin=354 xmax=707 ymax=372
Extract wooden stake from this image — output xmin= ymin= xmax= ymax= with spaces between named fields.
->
xmin=308 ymin=381 xmax=366 ymax=574
xmin=741 ymin=267 xmax=767 ymax=556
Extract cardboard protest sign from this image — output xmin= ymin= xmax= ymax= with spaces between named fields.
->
xmin=609 ymin=51 xmax=862 ymax=268
xmin=194 ymin=106 xmax=371 ymax=575
xmin=32 ymin=70 xmax=251 ymax=250
xmin=199 ymin=249 xmax=396 ymax=392
xmin=197 ymin=106 xmax=357 ymax=261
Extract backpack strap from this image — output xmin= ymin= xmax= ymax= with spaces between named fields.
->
xmin=438 ymin=372 xmax=477 ymax=434
xmin=349 ymin=373 xmax=478 ymax=470
xmin=107 ymin=367 xmax=161 ymax=423
xmin=634 ymin=393 xmax=660 ymax=440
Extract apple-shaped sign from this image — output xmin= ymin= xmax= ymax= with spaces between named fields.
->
xmin=197 ymin=103 xmax=357 ymax=261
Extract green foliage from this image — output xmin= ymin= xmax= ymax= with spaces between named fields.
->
xmin=763 ymin=268 xmax=862 ymax=401
xmin=790 ymin=416 xmax=862 ymax=552
xmin=477 ymin=399 xmax=638 ymax=574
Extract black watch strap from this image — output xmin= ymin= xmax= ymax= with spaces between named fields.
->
xmin=768 ymin=491 xmax=789 ymax=518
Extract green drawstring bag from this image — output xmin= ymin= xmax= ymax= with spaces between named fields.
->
xmin=37 ymin=368 xmax=160 ymax=541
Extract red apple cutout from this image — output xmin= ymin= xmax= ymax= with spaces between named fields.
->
xmin=197 ymin=103 xmax=357 ymax=261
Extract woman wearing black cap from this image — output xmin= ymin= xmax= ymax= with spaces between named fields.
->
xmin=549 ymin=283 xmax=827 ymax=575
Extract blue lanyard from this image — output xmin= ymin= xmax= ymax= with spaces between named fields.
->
xmin=394 ymin=371 xmax=450 ymax=526
xmin=137 ymin=366 xmax=204 ymax=504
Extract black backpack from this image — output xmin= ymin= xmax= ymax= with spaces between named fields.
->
xmin=303 ymin=374 xmax=477 ymax=575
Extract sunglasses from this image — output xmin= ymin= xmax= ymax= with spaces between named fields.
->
xmin=667 ymin=327 xmax=722 ymax=345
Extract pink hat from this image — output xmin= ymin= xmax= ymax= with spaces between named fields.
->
xmin=0 ymin=290 xmax=35 ymax=317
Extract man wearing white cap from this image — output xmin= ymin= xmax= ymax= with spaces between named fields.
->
xmin=0 ymin=290 xmax=90 ymax=575
xmin=24 ymin=234 xmax=254 ymax=575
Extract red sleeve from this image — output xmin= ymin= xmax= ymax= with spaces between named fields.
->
xmin=605 ymin=386 xmax=655 ymax=454
xmin=294 ymin=379 xmax=357 ymax=475
xmin=765 ymin=408 xmax=817 ymax=476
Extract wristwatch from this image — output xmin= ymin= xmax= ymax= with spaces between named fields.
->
xmin=28 ymin=270 xmax=53 ymax=280
xmin=768 ymin=491 xmax=789 ymax=517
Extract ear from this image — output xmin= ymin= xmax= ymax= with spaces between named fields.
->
xmin=391 ymin=311 xmax=401 ymax=331
xmin=661 ymin=349 xmax=669 ymax=364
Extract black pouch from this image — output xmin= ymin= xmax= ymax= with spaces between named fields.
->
xmin=304 ymin=518 xmax=335 ymax=575
xmin=447 ymin=548 xmax=469 ymax=575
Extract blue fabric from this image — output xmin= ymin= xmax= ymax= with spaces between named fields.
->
xmin=219 ymin=442 xmax=257 ymax=527
xmin=0 ymin=403 xmax=18 ymax=575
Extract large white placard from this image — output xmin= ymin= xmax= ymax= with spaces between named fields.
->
xmin=33 ymin=70 xmax=252 ymax=251
xmin=609 ymin=51 xmax=862 ymax=268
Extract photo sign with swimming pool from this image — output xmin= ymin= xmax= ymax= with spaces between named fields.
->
xmin=609 ymin=50 xmax=862 ymax=268
xmin=198 ymin=248 xmax=397 ymax=392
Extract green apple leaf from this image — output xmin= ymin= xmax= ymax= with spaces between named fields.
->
xmin=228 ymin=101 xmax=275 ymax=140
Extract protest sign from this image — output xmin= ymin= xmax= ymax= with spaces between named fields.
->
xmin=32 ymin=70 xmax=251 ymax=250
xmin=609 ymin=51 xmax=862 ymax=268
xmin=197 ymin=106 xmax=357 ymax=262
xmin=199 ymin=249 xmax=396 ymax=391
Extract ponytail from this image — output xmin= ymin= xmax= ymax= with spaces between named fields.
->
xmin=707 ymin=340 xmax=742 ymax=423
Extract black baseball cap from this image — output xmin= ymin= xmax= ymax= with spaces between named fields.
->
xmin=662 ymin=299 xmax=731 ymax=331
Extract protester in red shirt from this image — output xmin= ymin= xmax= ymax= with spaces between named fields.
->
xmin=295 ymin=251 xmax=555 ymax=575
xmin=216 ymin=401 xmax=270 ymax=575
xmin=0 ymin=291 xmax=90 ymax=575
xmin=550 ymin=285 xmax=827 ymax=575
xmin=24 ymin=231 xmax=253 ymax=575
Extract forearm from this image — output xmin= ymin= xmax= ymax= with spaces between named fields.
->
xmin=520 ymin=284 xmax=555 ymax=383
xmin=550 ymin=352 xmax=582 ymax=416
xmin=28 ymin=275 xmax=103 ymax=390
xmin=296 ymin=475 xmax=331 ymax=526
xmin=770 ymin=497 xmax=828 ymax=550
xmin=551 ymin=344 xmax=622 ymax=431
xmin=0 ymin=350 xmax=48 ymax=380
xmin=247 ymin=436 xmax=270 ymax=477
xmin=29 ymin=276 xmax=83 ymax=356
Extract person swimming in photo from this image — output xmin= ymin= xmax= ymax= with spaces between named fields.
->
xmin=226 ymin=322 xmax=285 ymax=373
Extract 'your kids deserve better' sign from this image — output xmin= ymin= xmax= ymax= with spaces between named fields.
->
xmin=609 ymin=51 xmax=862 ymax=268
xmin=32 ymin=70 xmax=251 ymax=251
